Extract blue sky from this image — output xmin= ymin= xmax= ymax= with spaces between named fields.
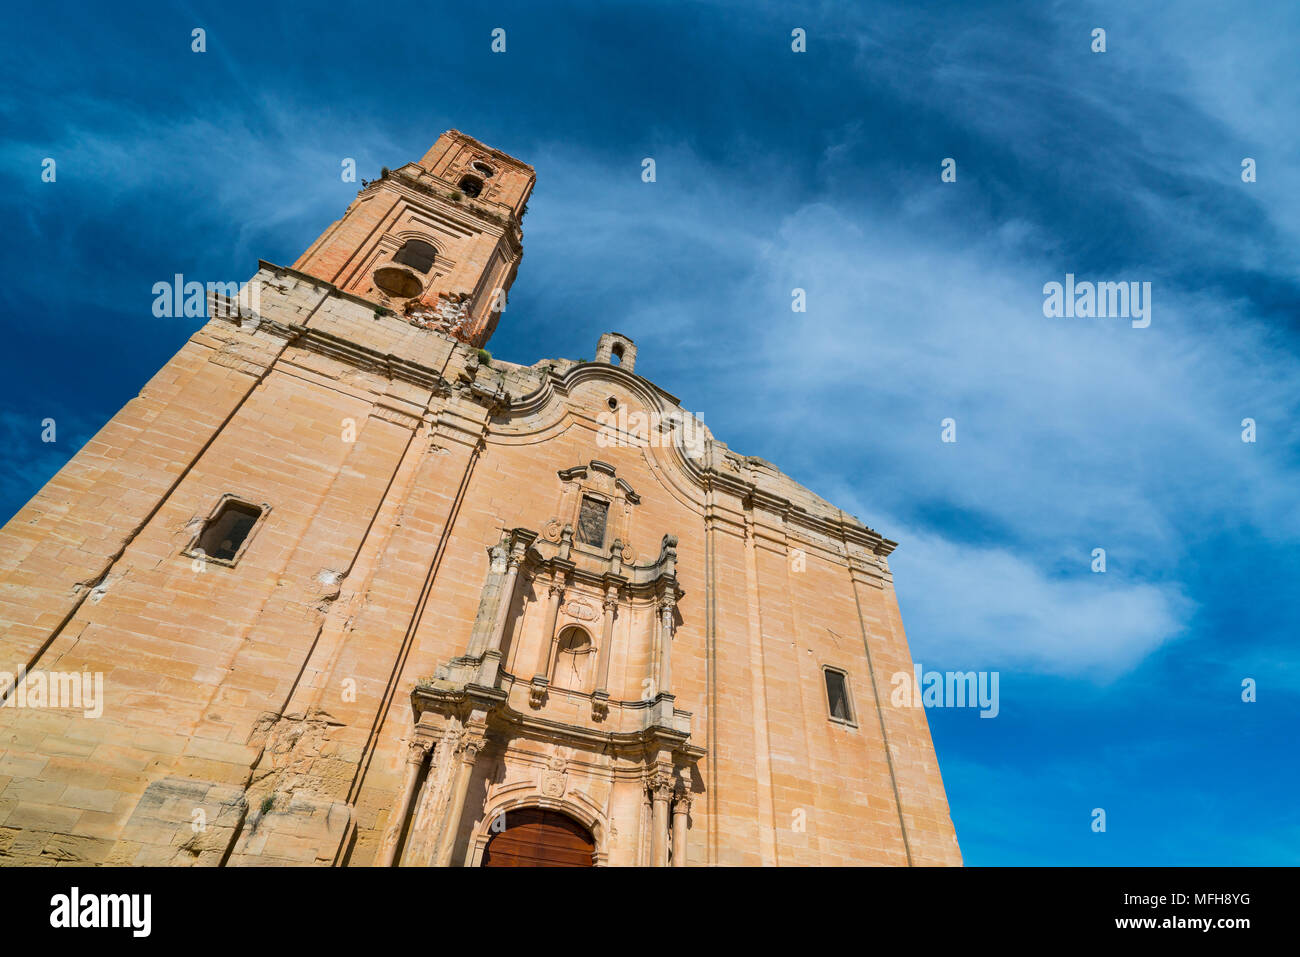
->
xmin=2 ymin=0 xmax=1297 ymax=864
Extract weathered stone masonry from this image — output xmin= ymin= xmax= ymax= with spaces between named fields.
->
xmin=0 ymin=131 xmax=960 ymax=866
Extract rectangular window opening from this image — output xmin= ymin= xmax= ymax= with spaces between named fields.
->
xmin=825 ymin=668 xmax=853 ymax=724
xmin=196 ymin=500 xmax=262 ymax=562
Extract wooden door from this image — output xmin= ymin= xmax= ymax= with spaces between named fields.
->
xmin=482 ymin=808 xmax=596 ymax=867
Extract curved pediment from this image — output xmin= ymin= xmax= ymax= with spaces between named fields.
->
xmin=487 ymin=346 xmax=894 ymax=560
xmin=557 ymin=460 xmax=640 ymax=504
xmin=507 ymin=359 xmax=681 ymax=423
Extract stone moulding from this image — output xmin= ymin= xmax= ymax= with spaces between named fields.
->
xmin=411 ymin=679 xmax=700 ymax=759
xmin=556 ymin=462 xmax=641 ymax=505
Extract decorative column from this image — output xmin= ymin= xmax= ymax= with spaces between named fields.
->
xmin=648 ymin=769 xmax=674 ymax=867
xmin=530 ymin=577 xmax=565 ymax=706
xmin=671 ymin=780 xmax=691 ymax=868
xmin=649 ymin=613 xmax=661 ymax=693
xmin=377 ymin=739 xmax=429 ymax=867
xmin=591 ymin=586 xmax=618 ymax=717
xmin=657 ymin=596 xmax=675 ymax=698
xmin=435 ymin=729 xmax=486 ymax=867
xmin=478 ymin=545 xmax=524 ymax=685
xmin=485 ymin=548 xmax=523 ymax=655
xmin=402 ymin=726 xmax=457 ymax=866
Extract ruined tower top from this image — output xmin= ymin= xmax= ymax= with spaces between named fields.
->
xmin=417 ymin=130 xmax=535 ymax=219
xmin=293 ymin=130 xmax=536 ymax=348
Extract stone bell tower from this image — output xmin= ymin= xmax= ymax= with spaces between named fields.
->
xmin=294 ymin=130 xmax=534 ymax=347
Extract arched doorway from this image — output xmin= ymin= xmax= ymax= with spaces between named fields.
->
xmin=482 ymin=807 xmax=596 ymax=867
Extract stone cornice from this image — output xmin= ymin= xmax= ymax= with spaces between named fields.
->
xmin=257 ymin=260 xmax=385 ymax=313
xmin=525 ymin=532 xmax=684 ymax=597
xmin=443 ymin=129 xmax=537 ymax=175
xmin=679 ymin=459 xmax=896 ymax=558
xmin=213 ymin=264 xmax=482 ymax=401
xmin=411 ymin=680 xmax=702 ymax=760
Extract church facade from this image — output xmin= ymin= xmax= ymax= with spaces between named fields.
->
xmin=0 ymin=132 xmax=960 ymax=866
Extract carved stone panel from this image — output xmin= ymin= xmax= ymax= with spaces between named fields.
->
xmin=564 ymin=601 xmax=598 ymax=621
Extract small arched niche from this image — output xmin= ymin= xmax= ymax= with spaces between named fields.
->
xmin=551 ymin=625 xmax=595 ymax=693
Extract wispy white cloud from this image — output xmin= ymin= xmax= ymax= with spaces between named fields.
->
xmin=887 ymin=526 xmax=1193 ymax=676
xmin=502 ymin=9 xmax=1300 ymax=679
